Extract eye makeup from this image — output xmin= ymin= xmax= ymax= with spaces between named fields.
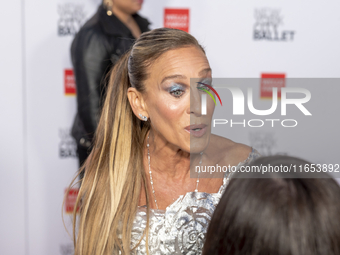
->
xmin=197 ymin=78 xmax=213 ymax=91
xmin=198 ymin=78 xmax=213 ymax=87
xmin=168 ymin=83 xmax=185 ymax=92
xmin=165 ymin=83 xmax=187 ymax=98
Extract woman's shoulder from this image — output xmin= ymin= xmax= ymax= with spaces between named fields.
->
xmin=208 ymin=134 xmax=259 ymax=167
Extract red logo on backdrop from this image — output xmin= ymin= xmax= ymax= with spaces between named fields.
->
xmin=64 ymin=69 xmax=76 ymax=96
xmin=164 ymin=8 xmax=189 ymax=32
xmin=65 ymin=188 xmax=79 ymax=214
xmin=261 ymin=73 xmax=285 ymax=99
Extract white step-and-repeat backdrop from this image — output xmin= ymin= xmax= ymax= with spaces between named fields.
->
xmin=1 ymin=0 xmax=340 ymax=254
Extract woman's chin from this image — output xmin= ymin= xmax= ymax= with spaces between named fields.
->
xmin=189 ymin=138 xmax=210 ymax=154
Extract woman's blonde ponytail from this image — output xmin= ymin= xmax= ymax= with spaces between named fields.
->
xmin=69 ymin=28 xmax=204 ymax=255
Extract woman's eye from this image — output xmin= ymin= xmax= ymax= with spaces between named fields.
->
xmin=197 ymin=80 xmax=213 ymax=92
xmin=170 ymin=90 xmax=184 ymax=97
xmin=197 ymin=85 xmax=211 ymax=92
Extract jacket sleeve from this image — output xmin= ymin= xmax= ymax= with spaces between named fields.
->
xmin=71 ymin=29 xmax=112 ymax=140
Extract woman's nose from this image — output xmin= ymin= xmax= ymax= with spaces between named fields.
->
xmin=188 ymin=86 xmax=202 ymax=117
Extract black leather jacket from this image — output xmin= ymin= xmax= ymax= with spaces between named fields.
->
xmin=71 ymin=5 xmax=150 ymax=147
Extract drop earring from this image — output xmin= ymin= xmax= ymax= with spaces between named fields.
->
xmin=139 ymin=113 xmax=148 ymax=121
xmin=105 ymin=0 xmax=113 ymax=16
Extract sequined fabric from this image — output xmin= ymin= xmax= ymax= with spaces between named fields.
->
xmin=124 ymin=149 xmax=260 ymax=255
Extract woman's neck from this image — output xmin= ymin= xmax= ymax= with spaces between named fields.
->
xmin=111 ymin=5 xmax=134 ymax=27
xmin=110 ymin=5 xmax=141 ymax=38
xmin=146 ymin=131 xmax=200 ymax=180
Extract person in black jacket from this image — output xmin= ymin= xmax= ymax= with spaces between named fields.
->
xmin=71 ymin=0 xmax=150 ymax=180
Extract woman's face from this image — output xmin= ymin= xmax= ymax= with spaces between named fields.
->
xmin=142 ymin=46 xmax=215 ymax=154
xmin=112 ymin=0 xmax=142 ymax=14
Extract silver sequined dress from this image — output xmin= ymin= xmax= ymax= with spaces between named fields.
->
xmin=125 ymin=148 xmax=260 ymax=255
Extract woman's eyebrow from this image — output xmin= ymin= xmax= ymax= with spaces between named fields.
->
xmin=198 ymin=68 xmax=212 ymax=76
xmin=160 ymin=68 xmax=211 ymax=84
xmin=161 ymin=74 xmax=187 ymax=84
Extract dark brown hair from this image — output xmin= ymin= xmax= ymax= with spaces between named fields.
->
xmin=203 ymin=155 xmax=340 ymax=255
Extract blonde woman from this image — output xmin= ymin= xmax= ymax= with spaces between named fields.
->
xmin=70 ymin=28 xmax=260 ymax=255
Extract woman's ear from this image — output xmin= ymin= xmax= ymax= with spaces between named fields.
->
xmin=127 ymin=87 xmax=148 ymax=121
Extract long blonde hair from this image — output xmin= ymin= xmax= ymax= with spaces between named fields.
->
xmin=70 ymin=28 xmax=205 ymax=255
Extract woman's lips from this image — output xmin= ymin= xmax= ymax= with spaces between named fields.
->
xmin=184 ymin=124 xmax=208 ymax=138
